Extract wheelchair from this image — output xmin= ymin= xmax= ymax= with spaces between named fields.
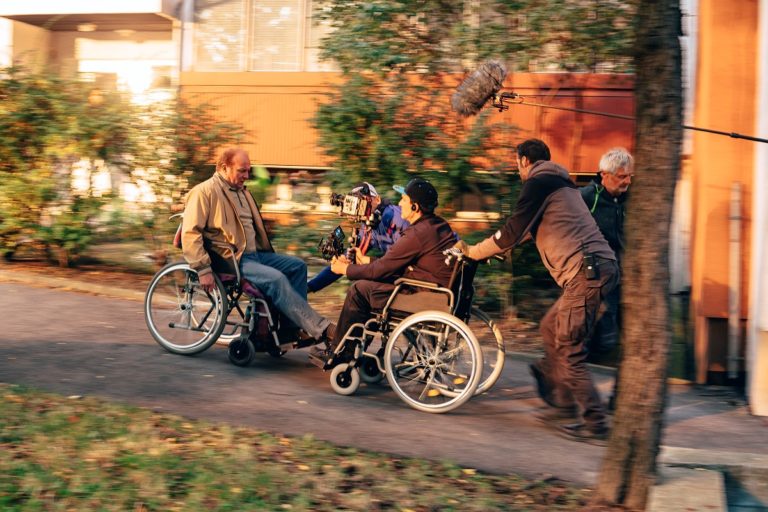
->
xmin=144 ymin=216 xmax=320 ymax=364
xmin=310 ymin=250 xmax=506 ymax=414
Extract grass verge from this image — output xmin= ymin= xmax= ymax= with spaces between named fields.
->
xmin=0 ymin=383 xmax=589 ymax=511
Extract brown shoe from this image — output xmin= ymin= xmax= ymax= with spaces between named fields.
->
xmin=309 ymin=323 xmax=337 ymax=360
xmin=322 ymin=323 xmax=337 ymax=345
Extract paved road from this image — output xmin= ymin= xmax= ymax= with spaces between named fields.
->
xmin=1 ymin=282 xmax=765 ymax=488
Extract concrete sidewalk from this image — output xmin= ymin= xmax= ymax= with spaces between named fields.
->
xmin=1 ymin=265 xmax=766 ymax=511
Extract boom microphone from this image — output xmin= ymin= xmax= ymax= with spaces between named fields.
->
xmin=451 ymin=61 xmax=508 ymax=117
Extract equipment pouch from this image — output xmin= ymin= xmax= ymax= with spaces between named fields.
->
xmin=583 ymin=253 xmax=599 ymax=280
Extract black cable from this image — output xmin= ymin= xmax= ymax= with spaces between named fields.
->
xmin=495 ymin=94 xmax=768 ymax=144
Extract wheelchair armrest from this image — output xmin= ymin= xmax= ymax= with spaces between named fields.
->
xmin=393 ymin=277 xmax=440 ymax=290
xmin=205 ymin=241 xmax=241 ymax=283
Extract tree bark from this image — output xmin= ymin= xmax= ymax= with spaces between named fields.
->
xmin=593 ymin=0 xmax=683 ymax=510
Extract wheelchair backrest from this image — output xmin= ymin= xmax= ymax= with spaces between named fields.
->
xmin=382 ymin=256 xmax=478 ymax=322
xmin=447 ymin=257 xmax=479 ymax=322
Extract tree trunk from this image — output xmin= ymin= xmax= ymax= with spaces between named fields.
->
xmin=593 ymin=0 xmax=683 ymax=510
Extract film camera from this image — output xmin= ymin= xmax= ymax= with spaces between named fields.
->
xmin=317 ymin=186 xmax=380 ymax=261
xmin=317 ymin=225 xmax=346 ymax=261
xmin=329 ymin=192 xmax=374 ymax=220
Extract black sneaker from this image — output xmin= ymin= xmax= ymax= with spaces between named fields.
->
xmin=308 ymin=343 xmax=336 ymax=369
xmin=309 ymin=344 xmax=333 ymax=359
xmin=533 ymin=405 xmax=579 ymax=423
xmin=556 ymin=422 xmax=609 ymax=446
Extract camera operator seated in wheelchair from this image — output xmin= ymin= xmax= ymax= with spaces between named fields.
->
xmin=308 ymin=181 xmax=409 ymax=293
xmin=181 ymin=147 xmax=335 ymax=348
xmin=309 ymin=177 xmax=455 ymax=366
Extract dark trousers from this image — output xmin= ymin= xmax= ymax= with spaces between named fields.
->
xmin=587 ymin=282 xmax=620 ymax=355
xmin=536 ymin=260 xmax=620 ymax=429
xmin=334 ymin=280 xmax=395 ymax=346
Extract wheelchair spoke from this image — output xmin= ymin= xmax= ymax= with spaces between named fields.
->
xmin=385 ymin=313 xmax=482 ymax=413
xmin=145 ymin=263 xmax=227 ymax=354
xmin=466 ymin=308 xmax=506 ymax=395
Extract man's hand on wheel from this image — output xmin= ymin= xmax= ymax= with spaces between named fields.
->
xmin=199 ymin=272 xmax=215 ymax=292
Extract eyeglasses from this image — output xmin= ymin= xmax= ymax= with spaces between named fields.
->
xmin=603 ymin=170 xmax=633 ymax=181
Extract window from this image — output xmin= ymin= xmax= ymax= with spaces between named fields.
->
xmin=249 ymin=0 xmax=302 ymax=71
xmin=194 ymin=0 xmax=247 ymax=71
xmin=192 ymin=0 xmax=335 ymax=72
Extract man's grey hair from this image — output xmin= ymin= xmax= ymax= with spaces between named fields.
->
xmin=599 ymin=147 xmax=634 ymax=174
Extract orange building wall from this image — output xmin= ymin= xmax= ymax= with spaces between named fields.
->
xmin=179 ymin=71 xmax=635 ymax=174
xmin=691 ymin=0 xmax=758 ymax=382
xmin=180 ymin=72 xmax=343 ymax=169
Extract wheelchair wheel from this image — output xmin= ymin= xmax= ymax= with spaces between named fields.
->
xmin=228 ymin=338 xmax=255 ymax=366
xmin=358 ymin=355 xmax=384 ymax=384
xmin=144 ymin=262 xmax=227 ymax=355
xmin=467 ymin=307 xmax=506 ymax=395
xmin=384 ymin=310 xmax=482 ymax=413
xmin=330 ymin=363 xmax=360 ymax=396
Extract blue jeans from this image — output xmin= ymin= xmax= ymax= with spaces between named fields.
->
xmin=240 ymin=251 xmax=329 ymax=339
xmin=307 ymin=265 xmax=342 ymax=293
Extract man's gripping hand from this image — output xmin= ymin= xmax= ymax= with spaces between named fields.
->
xmin=350 ymin=247 xmax=370 ymax=265
xmin=453 ymin=240 xmax=470 ymax=256
xmin=330 ymin=254 xmax=351 ymax=276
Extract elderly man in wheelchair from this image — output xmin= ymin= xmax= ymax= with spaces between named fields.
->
xmin=305 ymin=178 xmax=493 ymax=413
xmin=144 ymin=148 xmax=334 ymax=363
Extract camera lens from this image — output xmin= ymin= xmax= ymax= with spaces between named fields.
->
xmin=330 ymin=193 xmax=345 ymax=206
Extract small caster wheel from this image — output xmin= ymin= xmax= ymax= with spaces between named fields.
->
xmin=228 ymin=338 xmax=255 ymax=367
xmin=359 ymin=355 xmax=383 ymax=384
xmin=330 ymin=363 xmax=360 ymax=396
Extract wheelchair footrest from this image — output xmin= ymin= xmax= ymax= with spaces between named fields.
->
xmin=307 ymin=351 xmax=331 ymax=369
xmin=293 ymin=337 xmax=320 ymax=350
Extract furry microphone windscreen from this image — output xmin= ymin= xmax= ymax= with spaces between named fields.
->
xmin=451 ymin=61 xmax=508 ymax=117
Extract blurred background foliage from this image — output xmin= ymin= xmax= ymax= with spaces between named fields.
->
xmin=311 ymin=0 xmax=634 ymax=315
xmin=0 ymin=66 xmax=243 ymax=266
xmin=312 ymin=0 xmax=635 ymax=198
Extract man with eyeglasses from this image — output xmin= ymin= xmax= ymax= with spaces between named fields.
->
xmin=580 ymin=147 xmax=634 ymax=408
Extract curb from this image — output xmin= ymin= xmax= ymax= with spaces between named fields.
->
xmin=647 ymin=465 xmax=727 ymax=512
xmin=0 ymin=268 xmax=146 ymax=302
xmin=649 ymin=446 xmax=768 ymax=512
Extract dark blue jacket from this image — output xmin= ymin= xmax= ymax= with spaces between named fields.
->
xmin=580 ymin=175 xmax=628 ymax=261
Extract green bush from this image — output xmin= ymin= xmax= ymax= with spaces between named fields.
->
xmin=0 ymin=66 xmax=248 ymax=266
xmin=0 ymin=67 xmax=133 ymax=264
